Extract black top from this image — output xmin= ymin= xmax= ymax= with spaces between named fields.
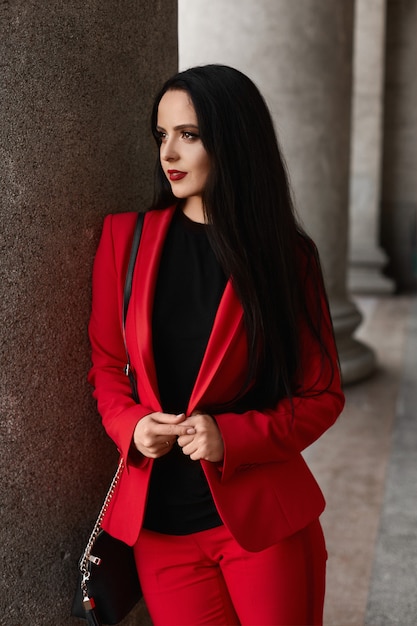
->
xmin=143 ymin=208 xmax=227 ymax=534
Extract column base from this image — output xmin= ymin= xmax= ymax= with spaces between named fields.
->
xmin=349 ymin=245 xmax=395 ymax=295
xmin=330 ymin=297 xmax=377 ymax=385
xmin=348 ymin=266 xmax=395 ymax=294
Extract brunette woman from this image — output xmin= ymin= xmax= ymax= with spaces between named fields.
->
xmin=88 ymin=64 xmax=345 ymax=626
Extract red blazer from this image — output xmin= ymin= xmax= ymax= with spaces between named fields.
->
xmin=88 ymin=206 xmax=345 ymax=552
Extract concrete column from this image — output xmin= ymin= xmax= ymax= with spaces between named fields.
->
xmin=179 ymin=0 xmax=376 ymax=383
xmin=0 ymin=2 xmax=176 ymax=624
xmin=380 ymin=0 xmax=417 ymax=292
xmin=348 ymin=0 xmax=395 ymax=294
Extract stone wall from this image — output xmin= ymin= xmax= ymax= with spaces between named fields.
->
xmin=0 ymin=2 xmax=177 ymax=624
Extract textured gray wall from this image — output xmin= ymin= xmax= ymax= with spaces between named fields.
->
xmin=0 ymin=2 xmax=177 ymax=624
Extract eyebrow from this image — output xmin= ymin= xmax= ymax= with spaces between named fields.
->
xmin=156 ymin=124 xmax=200 ymax=132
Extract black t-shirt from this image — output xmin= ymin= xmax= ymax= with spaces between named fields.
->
xmin=143 ymin=208 xmax=227 ymax=534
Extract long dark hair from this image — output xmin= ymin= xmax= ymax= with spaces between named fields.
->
xmin=150 ymin=64 xmax=335 ymax=408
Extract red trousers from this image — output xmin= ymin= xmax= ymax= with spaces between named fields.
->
xmin=133 ymin=520 xmax=327 ymax=626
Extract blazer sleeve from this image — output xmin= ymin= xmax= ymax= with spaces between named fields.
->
xmin=87 ymin=214 xmax=152 ymax=468
xmin=215 ymin=259 xmax=345 ymax=483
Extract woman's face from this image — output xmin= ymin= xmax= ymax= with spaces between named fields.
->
xmin=156 ymin=89 xmax=210 ymax=218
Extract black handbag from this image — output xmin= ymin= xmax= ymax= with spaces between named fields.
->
xmin=71 ymin=460 xmax=142 ymax=625
xmin=72 ymin=212 xmax=145 ymax=625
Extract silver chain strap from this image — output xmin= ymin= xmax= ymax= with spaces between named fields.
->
xmin=79 ymin=457 xmax=125 ymax=600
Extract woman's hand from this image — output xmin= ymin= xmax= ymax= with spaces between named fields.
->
xmin=133 ymin=412 xmax=195 ymax=459
xmin=177 ymin=412 xmax=224 ymax=462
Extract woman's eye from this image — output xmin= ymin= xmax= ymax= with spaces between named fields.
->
xmin=155 ymin=130 xmax=167 ymax=142
xmin=182 ymin=131 xmax=199 ymax=141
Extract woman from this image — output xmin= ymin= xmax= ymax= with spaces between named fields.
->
xmin=88 ymin=64 xmax=345 ymax=625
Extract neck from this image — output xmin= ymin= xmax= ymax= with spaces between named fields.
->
xmin=181 ymin=199 xmax=206 ymax=224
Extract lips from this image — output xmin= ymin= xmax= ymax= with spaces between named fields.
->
xmin=167 ymin=169 xmax=187 ymax=181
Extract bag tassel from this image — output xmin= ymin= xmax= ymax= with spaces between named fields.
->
xmin=83 ymin=596 xmax=102 ymax=626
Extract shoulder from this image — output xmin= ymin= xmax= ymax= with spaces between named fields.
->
xmin=103 ymin=211 xmax=140 ymax=233
xmin=95 ymin=213 xmax=140 ymax=262
xmin=294 ymin=231 xmax=329 ymax=315
xmin=99 ymin=206 xmax=176 ymax=251
xmin=104 ymin=206 xmax=175 ymax=230
xmin=296 ymin=230 xmax=318 ymax=258
xmin=295 ymin=231 xmax=321 ymax=280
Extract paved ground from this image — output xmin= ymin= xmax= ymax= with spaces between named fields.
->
xmin=306 ymin=295 xmax=417 ymax=626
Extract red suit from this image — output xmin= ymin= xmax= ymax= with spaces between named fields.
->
xmin=88 ymin=205 xmax=345 ymax=552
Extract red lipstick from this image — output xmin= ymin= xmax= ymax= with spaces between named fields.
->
xmin=168 ymin=170 xmax=187 ymax=181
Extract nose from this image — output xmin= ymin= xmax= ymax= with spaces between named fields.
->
xmin=160 ymin=136 xmax=178 ymax=162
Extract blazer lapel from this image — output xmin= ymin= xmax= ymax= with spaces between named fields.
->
xmin=129 ymin=205 xmax=248 ymax=414
xmin=187 ymin=280 xmax=248 ymax=413
xmin=129 ymin=207 xmax=176 ymax=410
